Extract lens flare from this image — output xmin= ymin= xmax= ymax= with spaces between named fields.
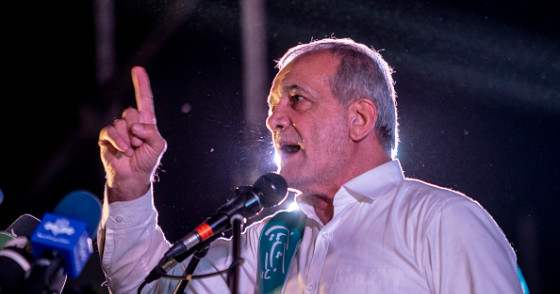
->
xmin=273 ymin=149 xmax=281 ymax=168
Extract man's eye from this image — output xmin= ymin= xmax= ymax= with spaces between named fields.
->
xmin=290 ymin=95 xmax=304 ymax=103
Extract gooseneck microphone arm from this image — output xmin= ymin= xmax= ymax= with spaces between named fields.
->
xmin=172 ymin=245 xmax=209 ymax=294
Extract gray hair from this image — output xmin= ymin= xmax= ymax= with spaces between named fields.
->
xmin=277 ymin=38 xmax=399 ymax=158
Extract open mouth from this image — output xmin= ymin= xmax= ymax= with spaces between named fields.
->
xmin=280 ymin=144 xmax=301 ymax=154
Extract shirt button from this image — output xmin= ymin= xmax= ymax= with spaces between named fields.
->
xmin=115 ymin=216 xmax=123 ymax=222
xmin=306 ymin=284 xmax=315 ymax=291
xmin=322 ymin=232 xmax=333 ymax=240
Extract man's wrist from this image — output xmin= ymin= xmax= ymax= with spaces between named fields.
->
xmin=106 ymin=179 xmax=151 ymax=203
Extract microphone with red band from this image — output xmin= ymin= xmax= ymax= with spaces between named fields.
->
xmin=144 ymin=173 xmax=289 ymax=285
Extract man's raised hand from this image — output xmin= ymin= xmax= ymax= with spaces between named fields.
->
xmin=98 ymin=66 xmax=167 ymax=202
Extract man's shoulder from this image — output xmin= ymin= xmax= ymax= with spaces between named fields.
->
xmin=393 ymin=178 xmax=497 ymax=233
xmin=397 ymin=177 xmax=478 ymax=209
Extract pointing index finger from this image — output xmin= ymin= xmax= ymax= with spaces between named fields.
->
xmin=131 ymin=66 xmax=156 ymax=124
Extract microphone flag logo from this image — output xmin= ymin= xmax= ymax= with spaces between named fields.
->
xmin=30 ymin=212 xmax=92 ymax=277
xmin=44 ymin=218 xmax=75 ymax=236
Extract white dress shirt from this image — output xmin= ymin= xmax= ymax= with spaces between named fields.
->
xmin=98 ymin=160 xmax=522 ymax=293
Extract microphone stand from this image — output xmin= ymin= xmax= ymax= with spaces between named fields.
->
xmin=173 ymin=245 xmax=209 ymax=294
xmin=21 ymin=250 xmax=67 ymax=294
xmin=227 ymin=214 xmax=244 ymax=294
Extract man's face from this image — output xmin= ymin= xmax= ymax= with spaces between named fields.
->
xmin=267 ymin=51 xmax=352 ymax=194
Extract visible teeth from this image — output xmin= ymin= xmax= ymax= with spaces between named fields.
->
xmin=281 ymin=145 xmax=301 ymax=153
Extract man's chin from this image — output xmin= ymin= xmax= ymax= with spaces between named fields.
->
xmin=278 ymin=169 xmax=332 ymax=197
xmin=277 ymin=168 xmax=298 ymax=187
xmin=278 ymin=170 xmax=311 ymax=193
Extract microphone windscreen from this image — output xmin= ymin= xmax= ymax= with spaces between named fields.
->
xmin=54 ymin=190 xmax=102 ymax=239
xmin=253 ymin=173 xmax=288 ymax=208
xmin=4 ymin=214 xmax=41 ymax=237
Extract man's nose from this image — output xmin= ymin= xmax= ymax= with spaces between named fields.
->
xmin=266 ymin=104 xmax=290 ymax=132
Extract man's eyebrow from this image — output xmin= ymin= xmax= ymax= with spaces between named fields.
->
xmin=287 ymin=84 xmax=306 ymax=92
xmin=269 ymin=84 xmax=298 ymax=103
xmin=281 ymin=84 xmax=307 ymax=96
xmin=268 ymin=84 xmax=310 ymax=106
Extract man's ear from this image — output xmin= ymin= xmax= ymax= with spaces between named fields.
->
xmin=348 ymin=98 xmax=377 ymax=142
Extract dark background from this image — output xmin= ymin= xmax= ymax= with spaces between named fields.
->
xmin=1 ymin=0 xmax=558 ymax=293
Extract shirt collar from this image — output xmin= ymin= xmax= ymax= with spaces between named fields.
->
xmin=295 ymin=159 xmax=405 ymax=222
xmin=340 ymin=159 xmax=405 ymax=202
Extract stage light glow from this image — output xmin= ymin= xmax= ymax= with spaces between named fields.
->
xmin=286 ymin=201 xmax=299 ymax=212
xmin=273 ymin=149 xmax=281 ymax=169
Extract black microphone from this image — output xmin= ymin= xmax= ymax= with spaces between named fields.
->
xmin=0 ymin=214 xmax=41 ymax=248
xmin=143 ymin=173 xmax=288 ymax=284
xmin=0 ymin=214 xmax=41 ymax=294
xmin=21 ymin=190 xmax=101 ymax=294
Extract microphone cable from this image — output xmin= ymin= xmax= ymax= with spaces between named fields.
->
xmin=137 ymin=258 xmax=245 ymax=294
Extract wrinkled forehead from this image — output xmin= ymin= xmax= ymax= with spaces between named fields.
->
xmin=268 ymin=51 xmax=339 ymax=105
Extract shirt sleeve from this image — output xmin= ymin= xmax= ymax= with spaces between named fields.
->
xmin=423 ymin=195 xmax=523 ymax=294
xmin=97 ymin=185 xmax=172 ymax=294
xmin=97 ymin=184 xmax=266 ymax=294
